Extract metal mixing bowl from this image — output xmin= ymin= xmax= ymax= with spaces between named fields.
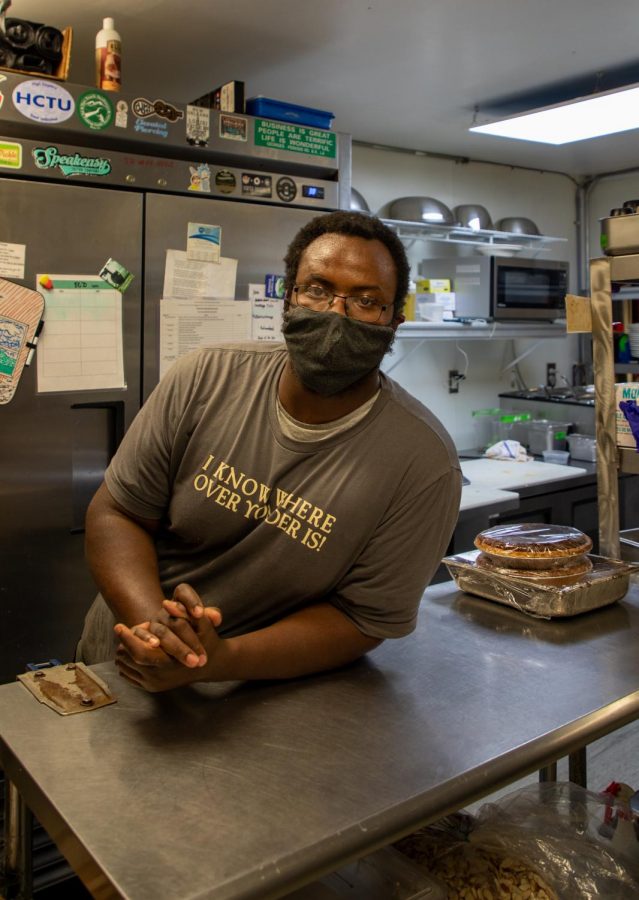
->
xmin=385 ymin=196 xmax=454 ymax=224
xmin=496 ymin=216 xmax=540 ymax=235
xmin=453 ymin=204 xmax=492 ymax=230
xmin=350 ymin=187 xmax=370 ymax=212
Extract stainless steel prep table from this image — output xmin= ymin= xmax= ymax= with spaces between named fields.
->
xmin=2 ymin=580 xmax=639 ymax=900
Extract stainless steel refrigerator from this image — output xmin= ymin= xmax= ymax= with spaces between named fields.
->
xmin=0 ymin=72 xmax=349 ymax=682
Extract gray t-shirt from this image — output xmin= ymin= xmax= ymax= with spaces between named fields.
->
xmin=78 ymin=343 xmax=461 ymax=663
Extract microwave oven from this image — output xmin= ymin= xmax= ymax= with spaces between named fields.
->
xmin=420 ymin=256 xmax=569 ymax=321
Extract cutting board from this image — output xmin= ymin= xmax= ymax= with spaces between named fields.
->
xmin=459 ymin=484 xmax=519 ymax=513
xmin=460 ymin=458 xmax=587 ymax=490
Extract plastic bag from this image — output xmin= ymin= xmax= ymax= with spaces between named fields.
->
xmin=395 ymin=782 xmax=639 ymax=899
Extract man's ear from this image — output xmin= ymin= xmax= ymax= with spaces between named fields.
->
xmin=392 ymin=313 xmax=405 ymax=330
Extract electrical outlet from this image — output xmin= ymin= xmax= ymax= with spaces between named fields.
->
xmin=546 ymin=363 xmax=557 ymax=388
xmin=449 ymin=369 xmax=460 ymax=393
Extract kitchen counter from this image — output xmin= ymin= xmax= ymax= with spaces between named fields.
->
xmin=2 ymin=580 xmax=639 ymax=899
xmin=455 ymin=457 xmax=597 ymax=555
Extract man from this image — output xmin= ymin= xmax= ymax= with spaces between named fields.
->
xmin=77 ymin=211 xmax=461 ymax=691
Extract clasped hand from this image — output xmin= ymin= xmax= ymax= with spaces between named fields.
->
xmin=114 ymin=583 xmax=225 ymax=692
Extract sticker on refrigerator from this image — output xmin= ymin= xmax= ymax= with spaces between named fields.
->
xmin=0 ymin=141 xmax=22 ymax=169
xmin=12 ymin=79 xmax=75 ymax=124
xmin=77 ymin=91 xmax=114 ymax=131
xmin=219 ymin=114 xmax=247 ymax=142
xmin=242 ymin=173 xmax=271 ymax=198
xmin=134 ymin=118 xmax=169 ymax=138
xmin=0 ymin=90 xmax=3 ymax=110
xmin=132 ymin=97 xmax=184 ymax=122
xmin=187 ymin=224 xmax=221 ymax=263
xmin=215 ymin=170 xmax=236 ymax=194
xmin=115 ymin=99 xmax=128 ymax=128
xmin=32 ymin=146 xmax=111 ymax=177
xmin=188 ymin=163 xmax=211 ymax=192
xmin=265 ymin=274 xmax=286 ymax=299
xmin=0 ymin=242 xmax=26 ymax=279
xmin=0 ymin=315 xmax=27 ymax=378
xmin=186 ymin=104 xmax=210 ymax=147
xmin=0 ymin=278 xmax=45 ymax=406
xmin=99 ymin=258 xmax=134 ymax=292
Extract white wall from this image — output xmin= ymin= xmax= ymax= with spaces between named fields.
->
xmin=352 ymin=144 xmax=581 ymax=448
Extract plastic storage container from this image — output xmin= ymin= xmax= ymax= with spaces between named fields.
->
xmin=526 ymin=419 xmax=572 ymax=454
xmin=542 ymin=449 xmax=570 ymax=465
xmin=499 ymin=412 xmax=532 ymax=444
xmin=567 ymin=433 xmax=597 ymax=462
xmin=472 ymin=408 xmax=501 ymax=450
xmin=246 ymin=97 xmax=334 ymax=129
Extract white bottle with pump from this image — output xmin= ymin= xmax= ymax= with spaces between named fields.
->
xmin=95 ymin=17 xmax=121 ymax=92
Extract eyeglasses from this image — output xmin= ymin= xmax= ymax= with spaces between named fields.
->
xmin=291 ymin=284 xmax=390 ymax=324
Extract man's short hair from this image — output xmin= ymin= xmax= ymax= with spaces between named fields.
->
xmin=284 ymin=211 xmax=410 ymax=317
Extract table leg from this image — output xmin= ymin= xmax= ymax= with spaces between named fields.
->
xmin=2 ymin=778 xmax=33 ymax=900
xmin=538 ymin=762 xmax=558 ymax=782
xmin=568 ymin=747 xmax=588 ymax=788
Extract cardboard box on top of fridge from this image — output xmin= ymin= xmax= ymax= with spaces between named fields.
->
xmin=416 ymin=278 xmax=450 ymax=293
xmin=616 ymin=382 xmax=639 ymax=449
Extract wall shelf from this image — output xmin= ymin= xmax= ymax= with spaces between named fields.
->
xmin=380 ymin=217 xmax=567 ymax=252
xmin=396 ymin=320 xmax=567 ymax=341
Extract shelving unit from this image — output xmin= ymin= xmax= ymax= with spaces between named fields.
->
xmin=385 ymin=218 xmax=569 ymax=338
xmin=380 ymin=217 xmax=568 ymax=253
xmin=396 ymin=320 xmax=567 ymax=340
xmin=589 ymin=255 xmax=639 ymax=558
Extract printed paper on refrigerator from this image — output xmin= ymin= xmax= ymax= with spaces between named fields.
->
xmin=36 ymin=276 xmax=125 ymax=393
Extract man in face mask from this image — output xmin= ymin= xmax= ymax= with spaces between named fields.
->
xmin=78 ymin=211 xmax=462 ymax=692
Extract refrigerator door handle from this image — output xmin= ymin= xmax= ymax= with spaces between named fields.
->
xmin=70 ymin=401 xmax=125 ymax=534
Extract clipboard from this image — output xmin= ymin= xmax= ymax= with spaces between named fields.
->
xmin=0 ymin=277 xmax=45 ymax=405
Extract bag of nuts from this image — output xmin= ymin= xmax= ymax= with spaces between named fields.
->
xmin=394 ymin=783 xmax=639 ymax=899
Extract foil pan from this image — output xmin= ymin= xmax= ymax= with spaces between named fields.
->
xmin=443 ymin=551 xmax=636 ymax=618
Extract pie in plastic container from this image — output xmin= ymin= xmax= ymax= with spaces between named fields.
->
xmin=443 ymin=551 xmax=633 ymax=617
xmin=474 ymin=523 xmax=593 ymax=570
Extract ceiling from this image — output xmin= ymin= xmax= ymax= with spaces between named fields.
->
xmin=8 ymin=0 xmax=639 ymax=180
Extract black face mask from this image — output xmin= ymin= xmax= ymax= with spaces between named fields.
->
xmin=282 ymin=306 xmax=395 ymax=396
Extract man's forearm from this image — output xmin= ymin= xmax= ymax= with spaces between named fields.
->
xmin=206 ymin=602 xmax=382 ymax=682
xmin=85 ymin=484 xmax=166 ymax=626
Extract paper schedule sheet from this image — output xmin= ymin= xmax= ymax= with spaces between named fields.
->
xmin=160 ymin=298 xmax=250 ymax=378
xmin=36 ymin=277 xmax=125 ymax=393
xmin=163 ymin=249 xmax=237 ymax=298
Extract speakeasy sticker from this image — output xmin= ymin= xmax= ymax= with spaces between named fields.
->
xmin=32 ymin=146 xmax=111 ymax=177
xmin=77 ymin=92 xmax=114 ymax=131
xmin=13 ymin=79 xmax=75 ymax=124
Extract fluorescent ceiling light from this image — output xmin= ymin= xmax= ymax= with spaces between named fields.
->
xmin=470 ymin=82 xmax=639 ymax=144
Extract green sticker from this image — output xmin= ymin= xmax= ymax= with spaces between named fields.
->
xmin=600 ymin=234 xmax=608 ymax=249
xmin=254 ymin=119 xmax=336 ymax=158
xmin=77 ymin=92 xmax=114 ymax=131
xmin=32 ymin=146 xmax=111 ymax=177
